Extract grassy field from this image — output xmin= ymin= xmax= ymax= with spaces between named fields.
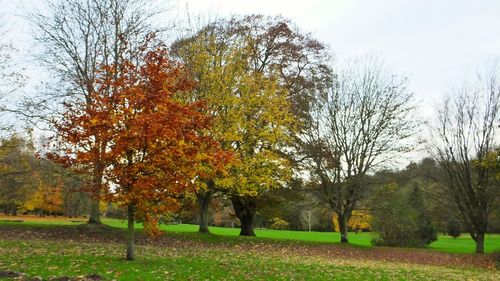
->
xmin=0 ymin=234 xmax=498 ymax=280
xmin=1 ymin=215 xmax=500 ymax=254
xmin=106 ymin=218 xmax=500 ymax=254
xmin=0 ymin=216 xmax=499 ymax=280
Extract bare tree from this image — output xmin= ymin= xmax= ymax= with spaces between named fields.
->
xmin=305 ymin=56 xmax=419 ymax=243
xmin=0 ymin=2 xmax=25 ymax=133
xmin=431 ymin=71 xmax=500 ymax=253
xmin=26 ymin=0 xmax=166 ymax=224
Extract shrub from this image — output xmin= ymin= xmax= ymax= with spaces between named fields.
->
xmin=269 ymin=217 xmax=290 ymax=230
xmin=409 ymin=186 xmax=437 ymax=245
xmin=417 ymin=223 xmax=437 ymax=245
xmin=446 ymin=218 xmax=462 ymax=239
xmin=370 ymin=183 xmax=437 ymax=248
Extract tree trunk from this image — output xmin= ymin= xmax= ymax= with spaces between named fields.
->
xmin=196 ymin=191 xmax=212 ymax=233
xmin=307 ymin=210 xmax=311 ymax=232
xmin=88 ymin=162 xmax=103 ymax=224
xmin=231 ymin=196 xmax=256 ymax=236
xmin=337 ymin=212 xmax=349 ymax=243
xmin=126 ymin=204 xmax=135 ymax=261
xmin=88 ymin=199 xmax=101 ymax=224
xmin=473 ymin=232 xmax=485 ymax=254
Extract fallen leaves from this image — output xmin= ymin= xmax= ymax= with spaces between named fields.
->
xmin=0 ymin=225 xmax=498 ymax=281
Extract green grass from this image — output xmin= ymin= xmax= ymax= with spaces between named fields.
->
xmin=103 ymin=219 xmax=374 ymax=245
xmin=101 ymin=218 xmax=500 ymax=254
xmin=0 ymin=239 xmax=498 ymax=281
xmin=429 ymin=234 xmax=500 ymax=254
xmin=0 ymin=220 xmax=498 ymax=280
xmin=2 ymin=217 xmax=500 ymax=254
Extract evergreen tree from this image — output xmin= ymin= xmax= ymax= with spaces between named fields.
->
xmin=446 ymin=218 xmax=462 ymax=239
xmin=408 ymin=185 xmax=437 ymax=245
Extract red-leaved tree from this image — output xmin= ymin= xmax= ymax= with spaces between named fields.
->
xmin=51 ymin=37 xmax=231 ymax=260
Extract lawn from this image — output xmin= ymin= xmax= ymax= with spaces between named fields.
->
xmin=1 ymin=215 xmax=500 ymax=254
xmin=0 ymin=236 xmax=498 ymax=281
xmin=103 ymin=218 xmax=500 ymax=254
xmin=0 ymin=216 xmax=499 ymax=280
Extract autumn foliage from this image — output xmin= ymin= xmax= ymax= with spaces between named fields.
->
xmin=24 ymin=174 xmax=64 ymax=216
xmin=333 ymin=210 xmax=372 ymax=233
xmin=49 ymin=36 xmax=231 ymax=258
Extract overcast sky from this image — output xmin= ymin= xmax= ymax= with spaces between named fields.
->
xmin=4 ymin=0 xmax=500 ymax=106
xmin=2 ymin=0 xmax=500 ymax=133
xmin=173 ymin=0 xmax=500 ymax=114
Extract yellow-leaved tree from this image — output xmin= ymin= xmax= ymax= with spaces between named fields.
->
xmin=0 ymin=135 xmax=38 ymax=215
xmin=25 ymin=172 xmax=64 ymax=216
xmin=332 ymin=210 xmax=372 ymax=233
xmin=173 ymin=28 xmax=296 ymax=236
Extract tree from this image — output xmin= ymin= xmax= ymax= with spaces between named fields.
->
xmin=23 ymin=157 xmax=90 ymax=217
xmin=408 ymin=185 xmax=437 ymax=245
xmin=0 ymin=2 xmax=25 ymax=132
xmin=25 ymin=174 xmax=64 ymax=216
xmin=218 ymin=15 xmax=333 ymax=121
xmin=172 ymin=25 xmax=296 ymax=236
xmin=269 ymin=217 xmax=290 ymax=230
xmin=172 ymin=30 xmax=241 ymax=233
xmin=333 ymin=210 xmax=372 ymax=233
xmin=52 ymin=42 xmax=226 ymax=260
xmin=212 ymin=16 xmax=333 ymax=236
xmin=306 ymin=56 xmax=419 ymax=243
xmin=371 ymin=183 xmax=420 ymax=247
xmin=370 ymin=183 xmax=436 ymax=247
xmin=446 ymin=218 xmax=462 ymax=239
xmin=27 ymin=0 xmax=164 ymax=224
xmin=431 ymin=71 xmax=500 ymax=253
xmin=60 ymin=170 xmax=91 ymax=218
xmin=401 ymin=158 xmax=457 ymax=233
xmin=0 ymin=135 xmax=37 ymax=215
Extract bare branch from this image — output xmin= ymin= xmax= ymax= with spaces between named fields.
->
xmin=429 ymin=69 xmax=500 ymax=253
xmin=304 ymin=55 xmax=420 ymax=243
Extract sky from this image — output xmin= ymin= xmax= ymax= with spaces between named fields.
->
xmin=2 ymin=0 xmax=500 ymax=156
xmin=3 ymin=0 xmax=500 ymax=109
xmin=173 ymin=0 xmax=500 ymax=116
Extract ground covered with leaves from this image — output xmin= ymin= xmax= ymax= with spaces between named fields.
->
xmin=0 ymin=224 xmax=498 ymax=280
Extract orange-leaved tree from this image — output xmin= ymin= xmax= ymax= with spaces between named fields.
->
xmin=51 ymin=37 xmax=230 ymax=260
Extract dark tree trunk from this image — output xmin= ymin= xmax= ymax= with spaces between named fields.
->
xmin=231 ymin=196 xmax=256 ymax=236
xmin=88 ymin=163 xmax=103 ymax=225
xmin=88 ymin=199 xmax=101 ymax=224
xmin=196 ymin=191 xmax=212 ymax=233
xmin=473 ymin=232 xmax=485 ymax=254
xmin=126 ymin=204 xmax=135 ymax=260
xmin=337 ymin=212 xmax=349 ymax=243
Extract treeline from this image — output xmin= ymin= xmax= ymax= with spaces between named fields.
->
xmin=0 ymin=0 xmax=498 ymax=259
xmin=0 ymin=136 xmax=90 ymax=217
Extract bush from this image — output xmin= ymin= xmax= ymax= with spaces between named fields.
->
xmin=446 ymin=218 xmax=462 ymax=239
xmin=370 ymin=183 xmax=437 ymax=248
xmin=409 ymin=186 xmax=437 ymax=245
xmin=370 ymin=201 xmax=422 ymax=247
xmin=417 ymin=223 xmax=437 ymax=245
xmin=269 ymin=217 xmax=290 ymax=230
